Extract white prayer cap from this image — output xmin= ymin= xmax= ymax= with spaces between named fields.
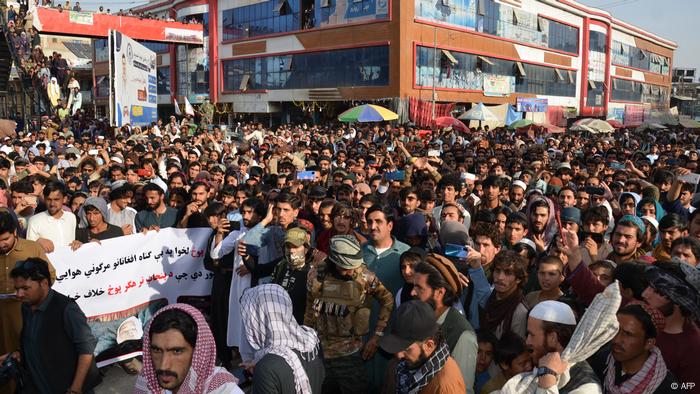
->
xmin=529 ymin=301 xmax=576 ymax=325
xmin=511 ymin=180 xmax=527 ymax=191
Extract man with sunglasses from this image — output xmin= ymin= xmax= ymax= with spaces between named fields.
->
xmin=2 ymin=258 xmax=101 ymax=394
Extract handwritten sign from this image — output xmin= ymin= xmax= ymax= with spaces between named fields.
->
xmin=48 ymin=228 xmax=213 ymax=318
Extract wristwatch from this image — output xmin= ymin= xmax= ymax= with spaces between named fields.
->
xmin=537 ymin=366 xmax=557 ymax=377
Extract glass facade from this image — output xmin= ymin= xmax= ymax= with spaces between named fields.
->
xmin=157 ymin=66 xmax=171 ymax=95
xmin=611 ymin=40 xmax=669 ymax=74
xmin=141 ymin=41 xmax=170 ymax=54
xmin=414 ymin=0 xmax=579 ymax=54
xmin=222 ymin=0 xmax=301 ymax=41
xmin=176 ymin=13 xmax=210 ymax=102
xmin=223 ymin=45 xmax=389 ymax=91
xmin=611 ymin=78 xmax=669 ymax=106
xmin=415 ymin=46 xmax=577 ymax=97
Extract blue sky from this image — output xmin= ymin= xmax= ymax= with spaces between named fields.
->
xmin=578 ymin=0 xmax=699 ymax=69
xmin=80 ymin=0 xmax=698 ymax=69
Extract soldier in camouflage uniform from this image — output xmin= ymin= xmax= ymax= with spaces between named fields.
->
xmin=304 ymin=235 xmax=393 ymax=394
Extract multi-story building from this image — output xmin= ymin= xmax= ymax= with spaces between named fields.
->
xmin=672 ymin=68 xmax=700 ymax=120
xmin=132 ymin=0 xmax=676 ymax=125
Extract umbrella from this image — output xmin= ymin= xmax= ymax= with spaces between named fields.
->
xmin=606 ymin=119 xmax=623 ymax=129
xmin=679 ymin=119 xmax=700 ymax=129
xmin=636 ymin=122 xmax=667 ymax=132
xmin=537 ymin=123 xmax=566 ymax=133
xmin=571 ymin=118 xmax=615 ymax=134
xmin=434 ymin=116 xmax=469 ymax=132
xmin=508 ymin=119 xmax=534 ymax=129
xmin=458 ymin=103 xmax=499 ymax=121
xmin=338 ymin=104 xmax=398 ymax=123
xmin=0 ymin=119 xmax=17 ymax=140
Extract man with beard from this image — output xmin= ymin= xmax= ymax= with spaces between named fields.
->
xmin=0 ymin=212 xmax=51 ymax=394
xmin=411 ymin=255 xmax=478 ymax=393
xmin=642 ymin=262 xmax=700 ymax=390
xmin=211 ymin=197 xmax=264 ymax=363
xmin=135 ymin=183 xmax=179 ymax=232
xmin=379 ymin=301 xmax=465 ymax=394
xmin=526 ymin=196 xmax=556 ymax=255
xmin=607 ymin=215 xmax=647 ymax=264
xmin=317 ymin=199 xmax=336 ymax=237
xmin=107 ymin=180 xmax=137 ymax=235
xmin=509 ymin=180 xmax=527 ymax=211
xmin=603 ymin=302 xmax=679 ymax=394
xmin=133 ymin=304 xmax=241 ymax=394
xmin=472 ymin=250 xmax=529 ymax=339
xmin=399 ymin=186 xmax=421 ymax=216
xmin=178 ymin=181 xmax=210 ymax=228
xmin=26 ymin=181 xmax=77 ymax=253
xmin=525 ymin=300 xmax=602 ymax=393
xmin=305 ymin=235 xmax=393 ymax=393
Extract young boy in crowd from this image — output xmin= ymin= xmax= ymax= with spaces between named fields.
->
xmin=395 ymin=247 xmax=426 ymax=307
xmin=480 ymin=332 xmax=533 ymax=394
xmin=525 ymin=256 xmax=565 ymax=308
xmin=474 ymin=330 xmax=498 ymax=394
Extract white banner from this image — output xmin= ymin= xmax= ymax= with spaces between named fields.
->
xmin=49 ymin=228 xmax=213 ymax=318
xmin=110 ymin=30 xmax=158 ymax=128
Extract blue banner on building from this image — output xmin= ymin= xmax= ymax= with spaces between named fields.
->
xmin=516 ymin=98 xmax=549 ymax=113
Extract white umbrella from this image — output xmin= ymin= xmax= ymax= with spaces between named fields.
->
xmin=459 ymin=103 xmax=499 ymax=122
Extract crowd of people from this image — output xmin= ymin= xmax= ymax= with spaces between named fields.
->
xmin=0 ymin=111 xmax=698 ymax=394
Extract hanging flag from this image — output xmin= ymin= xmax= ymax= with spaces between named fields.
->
xmin=184 ymin=97 xmax=195 ymax=117
xmin=173 ymin=97 xmax=182 ymax=116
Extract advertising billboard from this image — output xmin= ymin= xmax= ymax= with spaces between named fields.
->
xmin=109 ymin=30 xmax=158 ymax=127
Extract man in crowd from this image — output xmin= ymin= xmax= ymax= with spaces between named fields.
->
xmin=26 ymin=181 xmax=77 ymax=252
xmin=526 ymin=300 xmax=602 ymax=392
xmin=642 ymin=263 xmax=700 ymax=387
xmin=481 ymin=332 xmax=532 ymax=394
xmin=135 ymin=183 xmax=179 ymax=232
xmin=0 ymin=211 xmax=52 ymax=394
xmin=240 ymin=284 xmax=324 ymax=394
xmin=411 ymin=254 xmax=478 ymax=393
xmin=76 ymin=197 xmax=124 ymax=243
xmin=603 ymin=302 xmax=679 ymax=394
xmin=3 ymin=258 xmax=101 ymax=394
xmin=379 ymin=301 xmax=466 ymax=393
xmin=134 ymin=303 xmax=241 ymax=393
xmin=107 ymin=180 xmax=136 ymax=235
xmin=305 ymin=235 xmax=393 ymax=393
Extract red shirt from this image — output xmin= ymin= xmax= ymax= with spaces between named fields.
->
xmin=656 ymin=319 xmax=700 ymax=394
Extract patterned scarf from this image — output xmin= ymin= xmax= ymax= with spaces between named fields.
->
xmin=395 ymin=341 xmax=450 ymax=394
xmin=134 ymin=303 xmax=238 ymax=394
xmin=645 ymin=265 xmax=700 ymax=323
xmin=241 ymin=284 xmax=320 ymax=394
xmin=604 ymin=347 xmax=667 ymax=394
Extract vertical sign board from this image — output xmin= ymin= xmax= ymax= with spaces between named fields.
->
xmin=109 ymin=30 xmax=158 ymax=127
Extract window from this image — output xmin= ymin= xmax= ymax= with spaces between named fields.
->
xmin=611 ymin=78 xmax=668 ymax=107
xmin=415 ymin=0 xmax=579 ymax=54
xmin=415 ymin=45 xmax=576 ymax=96
xmin=611 ymin=40 xmax=669 ymax=75
xmin=223 ymin=45 xmax=389 ymax=91
xmin=157 ymin=67 xmax=170 ymax=95
xmin=95 ymin=75 xmax=109 ymax=98
xmin=222 ymin=1 xmax=301 ymax=41
xmin=141 ymin=41 xmax=169 ymax=54
xmin=588 ymin=30 xmax=607 ymax=53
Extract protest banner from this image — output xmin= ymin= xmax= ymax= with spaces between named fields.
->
xmin=47 ymin=228 xmax=213 ymax=367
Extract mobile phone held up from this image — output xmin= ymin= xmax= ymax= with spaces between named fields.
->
xmin=385 ymin=170 xmax=405 ymax=181
xmin=297 ymin=171 xmax=317 ymax=181
xmin=444 ymin=243 xmax=468 ymax=259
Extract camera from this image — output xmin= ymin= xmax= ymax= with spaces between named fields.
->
xmin=0 ymin=354 xmax=20 ymax=386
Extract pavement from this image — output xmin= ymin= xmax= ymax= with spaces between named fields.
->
xmin=95 ymin=364 xmax=138 ymax=394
